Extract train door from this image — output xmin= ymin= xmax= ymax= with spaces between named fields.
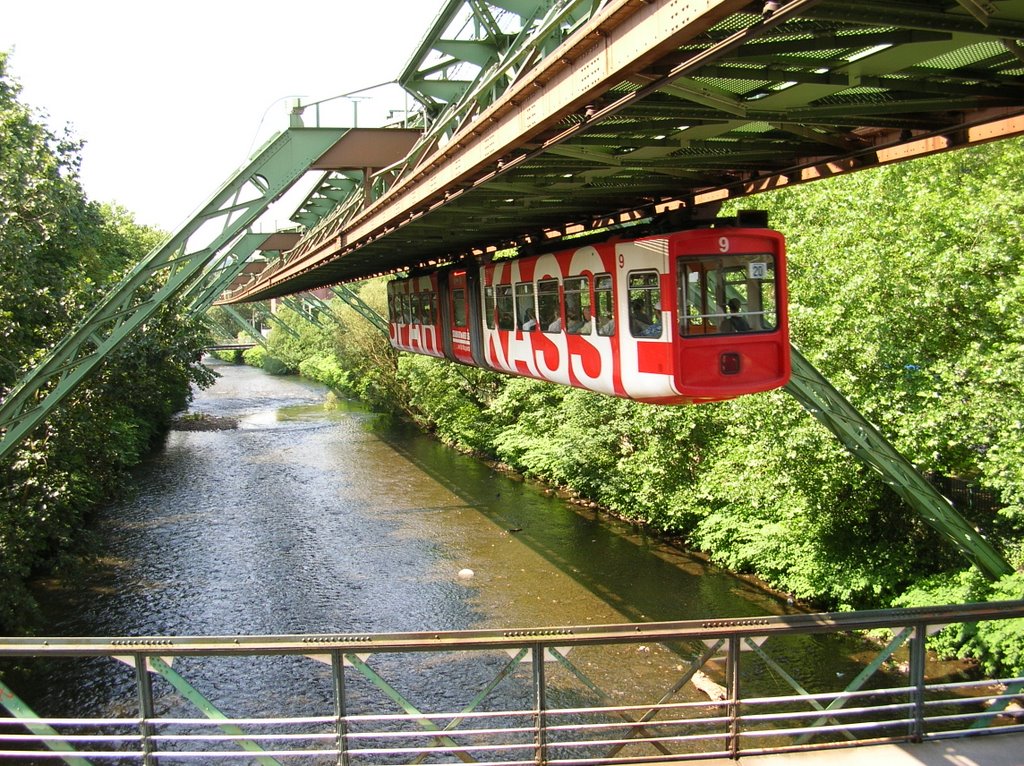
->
xmin=439 ymin=268 xmax=482 ymax=366
xmin=613 ymin=237 xmax=680 ymax=402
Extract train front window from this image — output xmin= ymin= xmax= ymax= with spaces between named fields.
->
xmin=595 ymin=274 xmax=614 ymax=336
xmin=678 ymin=254 xmax=777 ymax=336
xmin=496 ymin=285 xmax=514 ymax=330
xmin=537 ymin=279 xmax=561 ymax=333
xmin=564 ymin=276 xmax=592 ymax=335
xmin=628 ymin=271 xmax=662 ymax=338
xmin=452 ymin=289 xmax=467 ymax=328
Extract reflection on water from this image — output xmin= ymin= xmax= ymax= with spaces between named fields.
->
xmin=16 ymin=361 xmax=860 ymax=731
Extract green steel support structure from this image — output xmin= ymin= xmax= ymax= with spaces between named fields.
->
xmin=216 ymin=305 xmax=269 ymax=350
xmin=330 ymin=286 xmax=389 ymax=335
xmin=185 ymin=232 xmax=270 ymax=317
xmin=0 ymin=127 xmax=345 ymax=461
xmin=784 ymin=345 xmax=1013 ymax=579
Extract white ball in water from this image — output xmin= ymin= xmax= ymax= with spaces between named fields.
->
xmin=457 ymin=568 xmax=475 ymax=580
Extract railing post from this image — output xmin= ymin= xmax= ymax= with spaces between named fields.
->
xmin=332 ymin=651 xmax=350 ymax=766
xmin=726 ymin=635 xmax=741 ymax=760
xmin=134 ymin=655 xmax=156 ymax=766
xmin=909 ymin=624 xmax=927 ymax=742
xmin=532 ymin=644 xmax=547 ymax=765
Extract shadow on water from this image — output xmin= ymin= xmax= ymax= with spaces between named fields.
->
xmin=5 ymin=361 xmax=891 ymax=746
xmin=363 ymin=412 xmax=794 ymax=627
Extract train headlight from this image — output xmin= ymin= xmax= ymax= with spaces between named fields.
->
xmin=720 ymin=352 xmax=741 ymax=375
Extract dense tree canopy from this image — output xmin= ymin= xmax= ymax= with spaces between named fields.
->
xmin=0 ymin=54 xmax=213 ymax=631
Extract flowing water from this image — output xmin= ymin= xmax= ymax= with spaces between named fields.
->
xmin=8 ymin=360 xmax=875 ymax=755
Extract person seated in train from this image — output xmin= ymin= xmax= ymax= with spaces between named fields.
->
xmin=629 ymin=298 xmax=652 ymax=335
xmin=636 ymin=300 xmax=663 ymax=337
xmin=720 ymin=298 xmax=751 ymax=333
xmin=547 ymin=315 xmax=562 ymax=332
xmin=567 ymin=307 xmax=591 ymax=334
xmin=521 ymin=308 xmax=538 ymax=331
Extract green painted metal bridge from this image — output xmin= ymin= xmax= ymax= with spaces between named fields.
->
xmin=2 ymin=0 xmax=1024 ymax=577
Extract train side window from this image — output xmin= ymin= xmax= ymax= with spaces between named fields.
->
xmin=595 ymin=274 xmax=615 ymax=335
xmin=564 ymin=276 xmax=592 ymax=335
xmin=628 ymin=271 xmax=662 ymax=338
xmin=537 ymin=279 xmax=561 ymax=333
xmin=678 ymin=254 xmax=777 ymax=335
xmin=412 ymin=293 xmax=424 ymax=324
xmin=496 ymin=285 xmax=514 ymax=330
xmin=515 ymin=282 xmax=537 ymax=330
xmin=425 ymin=292 xmax=437 ymax=325
xmin=401 ymin=293 xmax=413 ymax=325
xmin=452 ymin=288 xmax=467 ymax=328
xmin=484 ymin=285 xmax=496 ymax=330
xmin=387 ymin=290 xmax=399 ymax=323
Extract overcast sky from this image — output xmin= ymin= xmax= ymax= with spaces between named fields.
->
xmin=1 ymin=0 xmax=442 ymax=232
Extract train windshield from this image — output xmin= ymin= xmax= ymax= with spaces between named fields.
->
xmin=678 ymin=253 xmax=777 ymax=336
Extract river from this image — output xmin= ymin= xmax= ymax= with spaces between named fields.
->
xmin=12 ymin=360 xmax=867 ymax=745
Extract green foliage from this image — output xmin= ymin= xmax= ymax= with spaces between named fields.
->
xmin=0 ymin=56 xmax=213 ymax=632
xmin=896 ymin=570 xmax=1024 ymax=676
xmin=201 ymin=127 xmax=1024 ymax=670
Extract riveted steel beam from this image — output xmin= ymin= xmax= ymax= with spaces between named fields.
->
xmin=0 ymin=128 xmax=345 ymax=461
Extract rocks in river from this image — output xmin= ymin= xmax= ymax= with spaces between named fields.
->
xmin=171 ymin=412 xmax=239 ymax=431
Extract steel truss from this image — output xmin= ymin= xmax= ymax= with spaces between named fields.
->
xmin=0 ymin=128 xmax=346 ymax=461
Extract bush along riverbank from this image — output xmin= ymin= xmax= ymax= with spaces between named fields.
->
xmin=236 ymin=138 xmax=1024 ymax=676
xmin=0 ymin=56 xmax=215 ymax=633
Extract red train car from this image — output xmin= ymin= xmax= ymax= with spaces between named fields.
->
xmin=387 ymin=226 xmax=789 ymax=404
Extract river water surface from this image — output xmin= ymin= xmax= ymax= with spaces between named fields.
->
xmin=14 ymin=361 xmax=870 ymax=752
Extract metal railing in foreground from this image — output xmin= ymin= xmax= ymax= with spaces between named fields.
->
xmin=1 ymin=601 xmax=1023 ymax=764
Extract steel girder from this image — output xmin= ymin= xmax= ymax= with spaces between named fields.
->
xmin=0 ymin=128 xmax=346 ymax=461
xmin=784 ymin=345 xmax=1013 ymax=579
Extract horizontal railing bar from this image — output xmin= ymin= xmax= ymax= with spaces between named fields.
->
xmin=0 ymin=733 xmax=139 ymax=743
xmin=737 ymin=716 xmax=915 ymax=739
xmin=545 ymin=715 xmax=732 ymax=733
xmin=924 ymin=722 xmax=1024 ymax=740
xmin=0 ymin=751 xmax=144 ymax=760
xmin=345 ymin=725 xmax=536 ymax=740
xmin=734 ymin=736 xmax=910 ymax=759
xmin=923 ymin=695 xmax=1023 ymax=710
xmin=924 ymin=676 xmax=1024 ymax=693
xmin=149 ymin=732 xmax=337 ymax=743
xmin=924 ymin=710 xmax=1024 ymax=726
xmin=740 ymin=701 xmax=915 ymax=723
xmin=545 ymin=749 xmax=732 ymax=765
xmin=741 ymin=685 xmax=915 ymax=706
xmin=347 ymin=740 xmax=536 ymax=755
xmin=4 ymin=601 xmax=1021 ymax=656
xmin=545 ymin=730 xmax=730 ymax=749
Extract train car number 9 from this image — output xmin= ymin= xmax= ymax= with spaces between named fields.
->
xmin=719 ymin=236 xmax=730 ymax=253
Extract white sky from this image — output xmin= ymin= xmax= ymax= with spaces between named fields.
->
xmin=0 ymin=0 xmax=443 ymax=232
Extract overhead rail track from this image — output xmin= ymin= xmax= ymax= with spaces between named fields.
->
xmin=222 ymin=0 xmax=1024 ymax=301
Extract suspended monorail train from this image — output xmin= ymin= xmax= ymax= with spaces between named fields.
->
xmin=387 ymin=225 xmax=790 ymax=404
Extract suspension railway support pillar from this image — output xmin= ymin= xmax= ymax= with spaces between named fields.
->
xmin=784 ymin=344 xmax=1013 ymax=580
xmin=0 ymin=127 xmax=346 ymax=461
